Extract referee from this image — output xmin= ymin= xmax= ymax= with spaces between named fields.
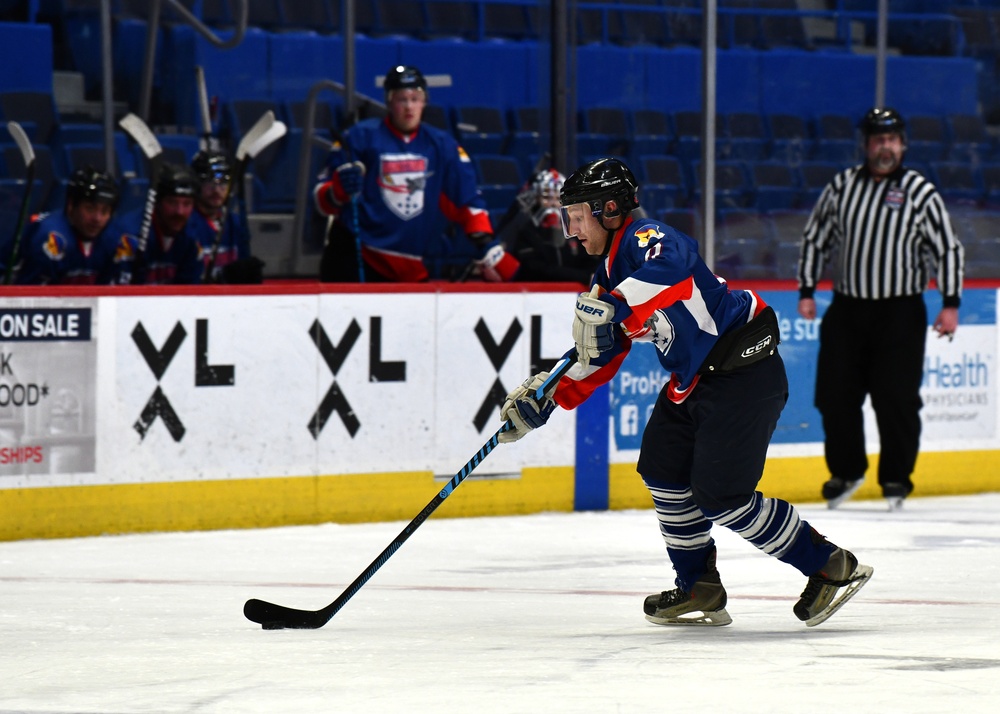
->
xmin=797 ymin=107 xmax=964 ymax=511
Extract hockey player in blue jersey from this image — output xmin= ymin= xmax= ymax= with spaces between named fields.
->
xmin=16 ymin=166 xmax=136 ymax=285
xmin=499 ymin=158 xmax=873 ymax=627
xmin=313 ymin=65 xmax=513 ymax=282
xmin=188 ymin=149 xmax=263 ymax=284
xmin=120 ymin=163 xmax=204 ymax=285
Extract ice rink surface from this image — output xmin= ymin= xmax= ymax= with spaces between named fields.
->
xmin=2 ymin=492 xmax=999 ymax=713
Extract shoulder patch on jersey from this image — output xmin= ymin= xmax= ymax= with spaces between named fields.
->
xmin=635 ymin=226 xmax=664 ymax=248
xmin=458 ymin=146 xmax=471 ymax=162
xmin=114 ymin=234 xmax=136 ymax=262
xmin=42 ymin=231 xmax=67 ymax=260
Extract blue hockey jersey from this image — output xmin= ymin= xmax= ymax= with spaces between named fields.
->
xmin=16 ymin=211 xmax=137 ymax=285
xmin=119 ymin=207 xmax=204 ymax=285
xmin=188 ymin=207 xmax=250 ymax=281
xmin=555 ymin=215 xmax=767 ymax=409
xmin=314 ymin=116 xmax=492 ymax=281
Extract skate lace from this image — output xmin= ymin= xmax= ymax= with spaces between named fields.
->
xmin=655 ymin=587 xmax=690 ymax=608
xmin=798 ymin=576 xmax=824 ymax=604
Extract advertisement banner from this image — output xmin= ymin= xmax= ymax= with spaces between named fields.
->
xmin=0 ymin=299 xmax=98 ymax=484
xmin=610 ymin=288 xmax=998 ymax=459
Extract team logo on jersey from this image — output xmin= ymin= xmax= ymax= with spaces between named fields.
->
xmin=635 ymin=227 xmax=664 ymax=248
xmin=378 ymin=153 xmax=429 ymax=220
xmin=42 ymin=232 xmax=67 ymax=260
xmin=458 ymin=146 xmax=471 ymax=163
xmin=114 ymin=234 xmax=136 ymax=262
xmin=885 ymin=188 xmax=905 ymax=209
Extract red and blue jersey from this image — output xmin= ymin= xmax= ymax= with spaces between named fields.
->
xmin=188 ymin=207 xmax=250 ymax=281
xmin=314 ymin=116 xmax=492 ymax=281
xmin=16 ymin=212 xmax=137 ymax=285
xmin=555 ymin=216 xmax=767 ymax=409
xmin=120 ymin=207 xmax=204 ymax=285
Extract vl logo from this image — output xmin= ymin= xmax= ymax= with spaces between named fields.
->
xmin=132 ymin=319 xmax=234 ymax=442
xmin=309 ymin=316 xmax=405 ymax=439
xmin=473 ymin=315 xmax=562 ymax=432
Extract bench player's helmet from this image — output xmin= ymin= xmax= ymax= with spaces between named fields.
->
xmin=67 ymin=166 xmax=118 ymax=207
xmin=156 ymin=163 xmax=197 ymax=198
xmin=384 ymin=65 xmax=427 ymax=98
xmin=191 ymin=150 xmax=233 ymax=189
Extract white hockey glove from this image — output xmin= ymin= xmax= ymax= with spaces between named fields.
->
xmin=572 ymin=288 xmax=616 ymax=367
xmin=499 ymin=371 xmax=556 ymax=443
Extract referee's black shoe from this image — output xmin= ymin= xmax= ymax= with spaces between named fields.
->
xmin=822 ymin=476 xmax=865 ymax=509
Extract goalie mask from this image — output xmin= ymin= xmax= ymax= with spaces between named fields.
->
xmin=517 ymin=169 xmax=566 ymax=227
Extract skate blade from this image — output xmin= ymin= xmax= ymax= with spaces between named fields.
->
xmin=826 ymin=479 xmax=865 ymax=510
xmin=645 ymin=608 xmax=733 ymax=627
xmin=804 ymin=564 xmax=874 ymax=627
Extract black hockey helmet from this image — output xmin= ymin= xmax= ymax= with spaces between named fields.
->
xmin=860 ymin=107 xmax=906 ymax=140
xmin=191 ymin=150 xmax=232 ymax=187
xmin=155 ymin=163 xmax=197 ymax=198
xmin=384 ymin=65 xmax=427 ymax=95
xmin=67 ymin=165 xmax=118 ymax=207
xmin=559 ymin=158 xmax=640 ymax=215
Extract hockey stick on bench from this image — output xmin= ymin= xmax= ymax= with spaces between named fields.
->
xmin=205 ymin=109 xmax=287 ymax=277
xmin=244 ymin=350 xmax=577 ymax=630
xmin=118 ymin=113 xmax=164 ymax=283
xmin=3 ymin=121 xmax=36 ymax=285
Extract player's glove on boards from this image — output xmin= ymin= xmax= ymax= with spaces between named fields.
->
xmin=499 ymin=371 xmax=556 ymax=443
xmin=573 ymin=286 xmax=616 ymax=366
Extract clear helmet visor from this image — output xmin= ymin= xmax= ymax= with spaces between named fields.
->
xmin=559 ymin=201 xmax=599 ymax=241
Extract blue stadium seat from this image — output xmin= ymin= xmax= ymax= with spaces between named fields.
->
xmin=766 ymin=113 xmax=813 ymax=164
xmin=631 ymin=109 xmax=673 ymax=163
xmin=578 ymin=106 xmax=630 ymax=159
xmin=453 ymin=105 xmax=508 ymax=156
xmin=723 ymin=111 xmax=768 ymax=161
xmin=639 ymin=155 xmax=688 ymax=211
xmin=906 ymin=114 xmax=948 ymax=163
xmin=930 ymin=161 xmax=983 ymax=205
xmin=749 ymin=161 xmax=801 ymax=211
xmin=798 ymin=160 xmax=842 ymax=206
xmin=474 ymin=154 xmax=523 ymax=212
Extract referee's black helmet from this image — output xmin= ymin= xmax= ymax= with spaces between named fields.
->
xmin=860 ymin=107 xmax=906 ymax=140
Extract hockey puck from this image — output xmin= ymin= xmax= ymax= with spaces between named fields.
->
xmin=261 ymin=620 xmax=286 ymax=630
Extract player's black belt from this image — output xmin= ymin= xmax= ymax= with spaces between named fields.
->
xmin=698 ymin=306 xmax=780 ymax=374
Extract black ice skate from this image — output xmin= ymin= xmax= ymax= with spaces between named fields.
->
xmin=822 ymin=476 xmax=865 ymax=509
xmin=883 ymin=482 xmax=912 ymax=512
xmin=643 ymin=572 xmax=732 ymax=627
xmin=794 ymin=544 xmax=873 ymax=627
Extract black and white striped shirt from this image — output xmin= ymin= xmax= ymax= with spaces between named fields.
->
xmin=798 ymin=165 xmax=964 ymax=307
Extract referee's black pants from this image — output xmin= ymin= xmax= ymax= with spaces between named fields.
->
xmin=815 ymin=293 xmax=926 ymax=494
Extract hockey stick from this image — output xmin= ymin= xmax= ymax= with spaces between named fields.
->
xmin=119 ymin=113 xmax=164 ymax=282
xmin=195 ymin=65 xmax=215 ymax=152
xmin=330 ymin=126 xmax=365 ymax=282
xmin=206 ymin=111 xmax=286 ymax=277
xmin=3 ymin=121 xmax=36 ymax=285
xmin=244 ymin=351 xmax=578 ymax=630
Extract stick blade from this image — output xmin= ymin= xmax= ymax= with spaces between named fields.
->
xmin=118 ymin=113 xmax=163 ymax=159
xmin=236 ymin=110 xmax=277 ymax=160
xmin=6 ymin=121 xmax=35 ymax=165
xmin=244 ymin=598 xmax=332 ymax=630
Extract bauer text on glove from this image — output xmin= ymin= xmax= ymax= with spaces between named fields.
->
xmin=572 ymin=291 xmax=616 ymax=365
